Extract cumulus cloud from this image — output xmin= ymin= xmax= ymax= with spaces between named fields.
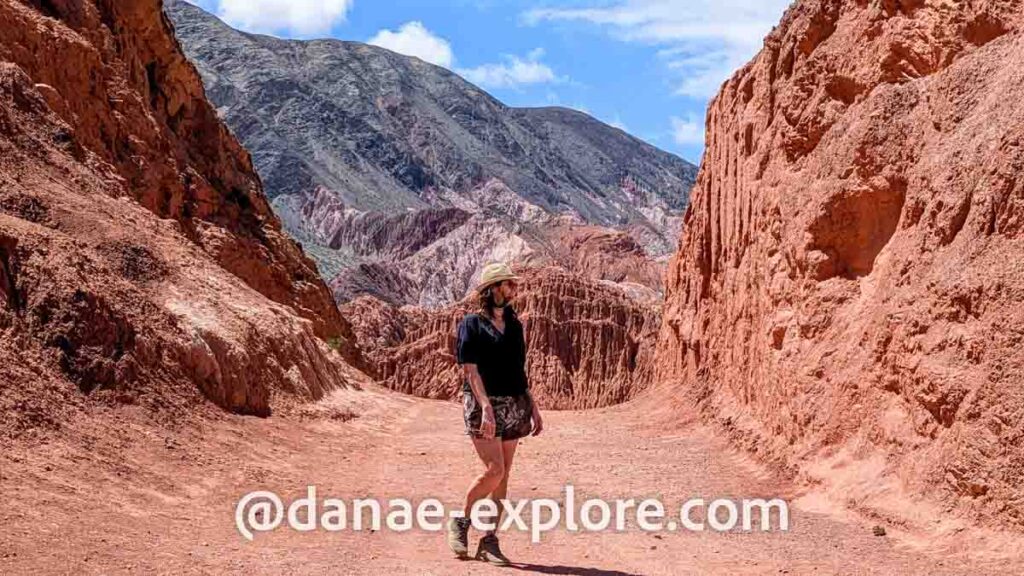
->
xmin=524 ymin=0 xmax=789 ymax=98
xmin=368 ymin=21 xmax=455 ymax=68
xmin=365 ymin=24 xmax=561 ymax=91
xmin=206 ymin=0 xmax=354 ymax=38
xmin=457 ymin=48 xmax=560 ymax=89
xmin=671 ymin=114 xmax=705 ymax=146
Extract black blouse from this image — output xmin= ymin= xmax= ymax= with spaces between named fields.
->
xmin=455 ymin=306 xmax=529 ymax=397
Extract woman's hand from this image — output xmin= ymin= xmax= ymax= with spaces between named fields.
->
xmin=480 ymin=404 xmax=497 ymax=439
xmin=531 ymin=404 xmax=544 ymax=436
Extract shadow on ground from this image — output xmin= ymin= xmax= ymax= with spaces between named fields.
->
xmin=511 ymin=562 xmax=642 ymax=576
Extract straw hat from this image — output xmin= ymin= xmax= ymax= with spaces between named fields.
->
xmin=475 ymin=262 xmax=520 ymax=293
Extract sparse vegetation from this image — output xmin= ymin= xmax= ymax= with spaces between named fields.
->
xmin=326 ymin=336 xmax=344 ymax=352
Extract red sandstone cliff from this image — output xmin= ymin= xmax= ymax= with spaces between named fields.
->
xmin=0 ymin=0 xmax=356 ymax=344
xmin=656 ymin=0 xmax=1024 ymax=529
xmin=0 ymin=0 xmax=361 ymax=429
xmin=343 ymin=266 xmax=659 ymax=410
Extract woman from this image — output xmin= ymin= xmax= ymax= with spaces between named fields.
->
xmin=446 ymin=262 xmax=543 ymax=566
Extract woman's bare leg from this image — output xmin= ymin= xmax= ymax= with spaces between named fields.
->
xmin=487 ymin=438 xmax=519 ymax=535
xmin=463 ymin=437 xmax=505 ymax=520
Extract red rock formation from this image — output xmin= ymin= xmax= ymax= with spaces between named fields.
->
xmin=284 ymin=180 xmax=672 ymax=308
xmin=656 ymin=0 xmax=1024 ymax=529
xmin=343 ymin=266 xmax=659 ymax=409
xmin=0 ymin=0 xmax=355 ymax=349
xmin=296 ymin=186 xmax=472 ymax=262
xmin=529 ymin=222 xmax=665 ymax=300
xmin=0 ymin=0 xmax=361 ymax=429
xmin=521 ymin=268 xmax=659 ymax=408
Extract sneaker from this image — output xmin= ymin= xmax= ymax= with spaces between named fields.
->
xmin=475 ymin=533 xmax=511 ymax=566
xmin=446 ymin=517 xmax=471 ymax=558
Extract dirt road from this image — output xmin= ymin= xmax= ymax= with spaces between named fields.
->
xmin=2 ymin=385 xmax=1021 ymax=575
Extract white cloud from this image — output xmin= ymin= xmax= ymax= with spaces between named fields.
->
xmin=368 ymin=21 xmax=455 ymax=68
xmin=524 ymin=0 xmax=790 ymax=98
xmin=210 ymin=0 xmax=354 ymax=37
xmin=458 ymin=48 xmax=560 ymax=89
xmin=365 ymin=25 xmax=561 ymax=89
xmin=671 ymin=114 xmax=704 ymax=145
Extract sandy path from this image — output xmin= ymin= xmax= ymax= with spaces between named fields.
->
xmin=2 ymin=385 xmax=1021 ymax=575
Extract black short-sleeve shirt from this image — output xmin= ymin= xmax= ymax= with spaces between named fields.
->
xmin=455 ymin=307 xmax=529 ymax=397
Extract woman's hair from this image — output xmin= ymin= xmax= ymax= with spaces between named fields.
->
xmin=478 ymin=283 xmax=503 ymax=317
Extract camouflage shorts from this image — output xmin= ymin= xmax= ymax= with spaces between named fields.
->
xmin=463 ymin=391 xmax=534 ymax=440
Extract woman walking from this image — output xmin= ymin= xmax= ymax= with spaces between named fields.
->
xmin=446 ymin=262 xmax=544 ymax=565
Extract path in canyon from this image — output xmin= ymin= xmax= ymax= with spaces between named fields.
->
xmin=4 ymin=385 xmax=1020 ymax=576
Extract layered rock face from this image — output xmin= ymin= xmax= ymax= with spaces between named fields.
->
xmin=165 ymin=1 xmax=696 ymax=307
xmin=344 ymin=267 xmax=659 ymax=409
xmin=527 ymin=222 xmax=667 ymax=304
xmin=657 ymin=0 xmax=1024 ymax=528
xmin=0 ymin=0 xmax=361 ymax=430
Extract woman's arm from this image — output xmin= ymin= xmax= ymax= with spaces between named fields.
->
xmin=456 ymin=317 xmax=495 ymax=439
xmin=464 ymin=363 xmax=496 ymax=439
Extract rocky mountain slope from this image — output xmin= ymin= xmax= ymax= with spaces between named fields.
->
xmin=0 ymin=0 xmax=362 ymax=430
xmin=165 ymin=0 xmax=696 ymax=307
xmin=656 ymin=0 xmax=1024 ymax=530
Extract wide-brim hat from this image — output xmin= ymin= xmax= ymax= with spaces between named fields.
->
xmin=475 ymin=262 xmax=520 ymax=293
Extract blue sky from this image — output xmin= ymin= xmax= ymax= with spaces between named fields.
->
xmin=190 ymin=0 xmax=792 ymax=164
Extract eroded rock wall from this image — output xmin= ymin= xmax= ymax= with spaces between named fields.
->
xmin=0 ymin=0 xmax=354 ymax=347
xmin=344 ymin=267 xmax=659 ymax=410
xmin=656 ymin=0 xmax=1024 ymax=528
xmin=0 ymin=0 xmax=361 ymax=430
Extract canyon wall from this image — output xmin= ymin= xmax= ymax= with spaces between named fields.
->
xmin=0 ymin=0 xmax=361 ymax=431
xmin=344 ymin=267 xmax=659 ymax=410
xmin=656 ymin=0 xmax=1024 ymax=528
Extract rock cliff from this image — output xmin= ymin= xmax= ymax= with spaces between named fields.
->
xmin=656 ymin=0 xmax=1024 ymax=529
xmin=344 ymin=267 xmax=659 ymax=409
xmin=0 ymin=0 xmax=361 ymax=431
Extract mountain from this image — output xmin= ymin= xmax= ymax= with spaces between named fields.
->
xmin=165 ymin=0 xmax=696 ymax=306
xmin=655 ymin=0 xmax=1024 ymax=530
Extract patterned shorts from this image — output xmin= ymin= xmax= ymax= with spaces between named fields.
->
xmin=463 ymin=391 xmax=534 ymax=440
